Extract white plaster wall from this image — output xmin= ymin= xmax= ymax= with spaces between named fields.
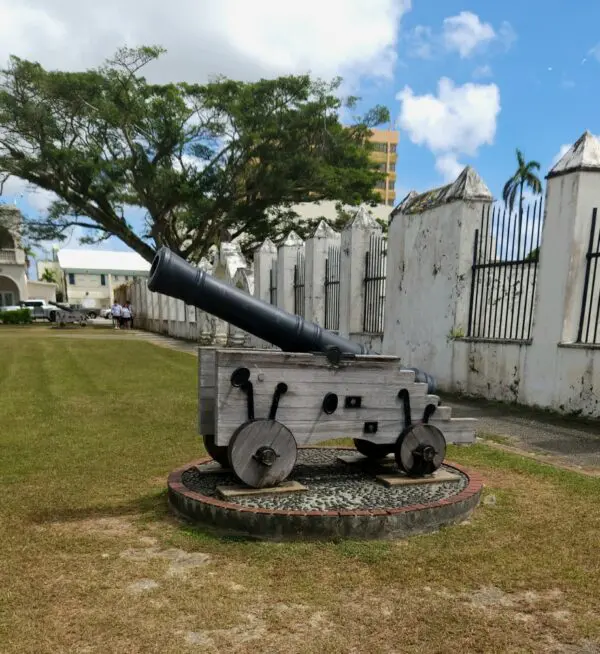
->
xmin=382 ymin=199 xmax=486 ymax=385
xmin=0 ymin=263 xmax=28 ymax=301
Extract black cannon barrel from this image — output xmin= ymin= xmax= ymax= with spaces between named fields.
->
xmin=148 ymin=247 xmax=367 ymax=356
xmin=147 ymin=247 xmax=436 ymax=393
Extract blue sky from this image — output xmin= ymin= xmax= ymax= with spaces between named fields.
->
xmin=1 ymin=0 xmax=599 ymax=272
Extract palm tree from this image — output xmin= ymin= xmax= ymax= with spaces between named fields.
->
xmin=502 ymin=149 xmax=543 ymax=258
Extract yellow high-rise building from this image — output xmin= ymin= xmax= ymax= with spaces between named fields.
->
xmin=367 ymin=128 xmax=399 ymax=206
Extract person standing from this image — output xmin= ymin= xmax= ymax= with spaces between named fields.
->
xmin=121 ymin=302 xmax=132 ymax=329
xmin=111 ymin=301 xmax=122 ymax=329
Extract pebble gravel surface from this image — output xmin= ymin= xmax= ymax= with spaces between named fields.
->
xmin=181 ymin=448 xmax=468 ymax=512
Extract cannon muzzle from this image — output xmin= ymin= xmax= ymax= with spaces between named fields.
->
xmin=147 ymin=247 xmax=437 ymax=393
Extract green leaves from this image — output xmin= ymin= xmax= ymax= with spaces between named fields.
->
xmin=0 ymin=46 xmax=387 ymax=262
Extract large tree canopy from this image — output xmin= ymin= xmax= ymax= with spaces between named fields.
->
xmin=0 ymin=46 xmax=389 ymax=262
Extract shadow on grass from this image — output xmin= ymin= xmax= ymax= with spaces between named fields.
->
xmin=28 ymin=489 xmax=171 ymax=525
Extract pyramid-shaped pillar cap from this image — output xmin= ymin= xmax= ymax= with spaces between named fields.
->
xmin=345 ymin=204 xmax=381 ymax=231
xmin=256 ymin=237 xmax=277 ymax=254
xmin=278 ymin=230 xmax=304 ymax=247
xmin=548 ymin=131 xmax=600 ymax=178
xmin=311 ymin=219 xmax=338 ymax=239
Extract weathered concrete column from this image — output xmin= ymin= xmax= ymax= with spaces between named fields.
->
xmin=338 ymin=206 xmax=381 ymax=338
xmin=304 ymin=220 xmax=340 ymax=326
xmin=524 ymin=131 xmax=600 ymax=404
xmin=382 ymin=167 xmax=493 ymax=385
xmin=253 ymin=238 xmax=278 ymax=304
xmin=277 ymin=231 xmax=304 ymax=314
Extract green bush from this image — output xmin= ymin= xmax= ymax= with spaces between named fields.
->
xmin=0 ymin=309 xmax=33 ymax=325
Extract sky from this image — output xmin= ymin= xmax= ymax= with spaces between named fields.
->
xmin=1 ymin=0 xmax=600 ymax=270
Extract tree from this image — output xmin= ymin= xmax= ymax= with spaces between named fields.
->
xmin=40 ymin=268 xmax=58 ymax=284
xmin=0 ymin=46 xmax=389 ymax=263
xmin=502 ymin=149 xmax=543 ymax=258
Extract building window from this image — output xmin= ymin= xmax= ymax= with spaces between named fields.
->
xmin=375 ymin=180 xmax=386 ymax=189
xmin=378 ymin=163 xmax=387 ymax=172
xmin=389 ymin=144 xmax=397 ymax=153
xmin=114 ymin=275 xmax=119 ymax=281
xmin=124 ymin=276 xmax=129 ymax=281
xmin=373 ymin=142 xmax=387 ymax=153
xmin=100 ymin=274 xmax=106 ymax=286
xmin=68 ymin=273 xmax=75 ymax=285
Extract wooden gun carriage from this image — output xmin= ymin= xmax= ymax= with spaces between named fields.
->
xmin=148 ymin=248 xmax=476 ymax=489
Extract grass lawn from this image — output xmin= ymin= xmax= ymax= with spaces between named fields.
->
xmin=1 ymin=329 xmax=599 ymax=654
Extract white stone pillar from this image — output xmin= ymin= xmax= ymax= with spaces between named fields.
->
xmin=253 ymin=238 xmax=278 ymax=304
xmin=524 ymin=131 xmax=600 ymax=402
xmin=381 ymin=167 xmax=492 ymax=384
xmin=304 ymin=220 xmax=340 ymax=326
xmin=338 ymin=206 xmax=381 ymax=338
xmin=276 ymin=231 xmax=304 ymax=314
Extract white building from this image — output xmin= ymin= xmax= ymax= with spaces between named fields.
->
xmin=54 ymin=249 xmax=151 ymax=310
xmin=0 ymin=205 xmax=57 ymax=307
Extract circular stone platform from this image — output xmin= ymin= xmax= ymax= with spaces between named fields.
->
xmin=167 ymin=447 xmax=483 ymax=541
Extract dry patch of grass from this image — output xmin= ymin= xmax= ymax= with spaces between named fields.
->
xmin=1 ymin=333 xmax=600 ymax=653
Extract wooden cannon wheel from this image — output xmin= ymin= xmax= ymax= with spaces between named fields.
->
xmin=228 ymin=419 xmax=297 ymax=489
xmin=395 ymin=423 xmax=446 ymax=477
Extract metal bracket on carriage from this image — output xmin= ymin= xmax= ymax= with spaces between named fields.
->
xmin=397 ymin=388 xmax=438 ymax=428
xmin=230 ymin=367 xmax=289 ymax=422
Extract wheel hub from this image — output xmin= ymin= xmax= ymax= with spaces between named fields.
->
xmin=253 ymin=445 xmax=278 ymax=467
xmin=414 ymin=444 xmax=436 ymax=462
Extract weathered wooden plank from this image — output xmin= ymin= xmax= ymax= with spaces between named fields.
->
xmin=216 ymin=480 xmax=307 ymax=498
xmin=198 ymin=348 xmax=217 ymax=435
xmin=376 ymin=469 xmax=462 ymax=487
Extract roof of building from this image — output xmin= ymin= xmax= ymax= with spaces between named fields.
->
xmin=57 ymin=249 xmax=151 ymax=274
xmin=548 ymin=131 xmax=600 ymax=177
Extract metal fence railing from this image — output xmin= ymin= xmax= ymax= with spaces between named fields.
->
xmin=363 ymin=233 xmax=386 ymax=333
xmin=293 ymin=251 xmax=305 ymax=317
xmin=324 ymin=245 xmax=340 ymax=330
xmin=467 ymin=199 xmax=544 ymax=341
xmin=577 ymin=207 xmax=600 ymax=344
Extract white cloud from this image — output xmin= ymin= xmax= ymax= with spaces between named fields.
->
xmin=396 ymin=77 xmax=500 ymax=156
xmin=473 ymin=64 xmax=493 ymax=79
xmin=396 ymin=78 xmax=500 ymax=183
xmin=1 ymin=176 xmax=57 ymax=213
xmin=442 ymin=11 xmax=495 ymax=58
xmin=407 ymin=12 xmax=515 ymax=60
xmin=435 ymin=153 xmax=465 ymax=183
xmin=0 ymin=0 xmax=410 ymax=86
xmin=551 ymin=144 xmax=571 ymax=167
xmin=588 ymin=43 xmax=600 ymax=63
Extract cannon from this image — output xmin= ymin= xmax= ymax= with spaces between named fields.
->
xmin=148 ymin=247 xmax=476 ymax=489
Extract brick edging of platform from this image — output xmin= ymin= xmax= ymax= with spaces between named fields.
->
xmin=166 ymin=447 xmax=484 ymax=541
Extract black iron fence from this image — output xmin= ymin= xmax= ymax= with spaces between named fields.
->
xmin=363 ymin=233 xmax=387 ymax=333
xmin=468 ymin=199 xmax=544 ymax=341
xmin=269 ymin=266 xmax=277 ymax=305
xmin=324 ymin=245 xmax=340 ymax=330
xmin=577 ymin=208 xmax=600 ymax=344
xmin=293 ymin=251 xmax=305 ymax=317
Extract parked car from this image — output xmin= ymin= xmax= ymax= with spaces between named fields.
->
xmin=100 ymin=308 xmax=112 ymax=319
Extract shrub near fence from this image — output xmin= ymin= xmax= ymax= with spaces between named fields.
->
xmin=0 ymin=309 xmax=33 ymax=324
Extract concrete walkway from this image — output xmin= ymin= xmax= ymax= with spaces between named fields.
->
xmin=89 ymin=322 xmax=600 ymax=473
xmin=443 ymin=395 xmax=600 ymax=472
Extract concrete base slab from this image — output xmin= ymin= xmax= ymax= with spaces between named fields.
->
xmin=336 ymin=453 xmax=395 ymax=466
xmin=376 ymin=469 xmax=461 ymax=487
xmin=194 ymin=462 xmax=231 ymax=475
xmin=216 ymin=480 xmax=308 ymax=499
